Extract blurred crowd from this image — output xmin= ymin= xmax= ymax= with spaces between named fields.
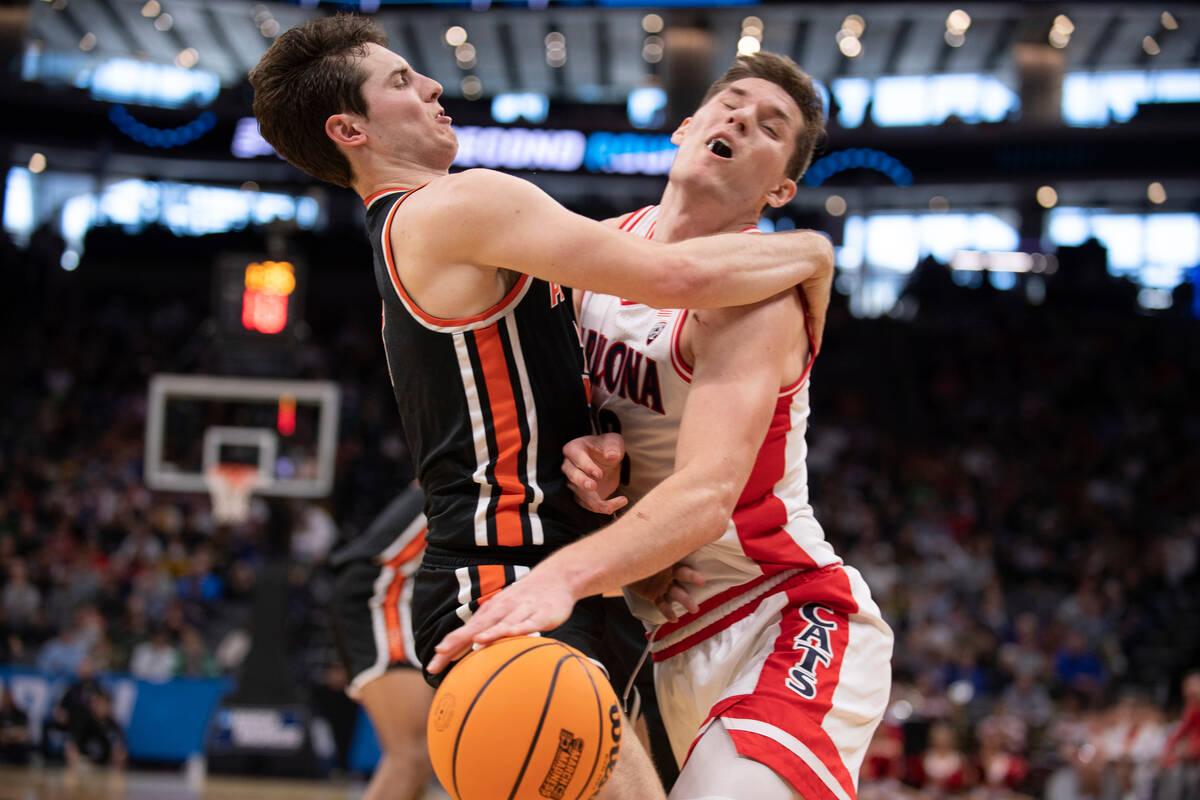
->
xmin=1 ymin=225 xmax=1198 ymax=795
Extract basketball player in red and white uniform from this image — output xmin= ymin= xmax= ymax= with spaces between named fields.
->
xmin=435 ymin=53 xmax=893 ymax=800
xmin=250 ymin=17 xmax=835 ymax=800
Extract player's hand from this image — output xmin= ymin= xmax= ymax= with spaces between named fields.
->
xmin=562 ymin=433 xmax=628 ymax=514
xmin=627 ymin=564 xmax=706 ymax=622
xmin=426 ymin=566 xmax=576 ymax=675
xmin=792 ymin=231 xmax=833 ymax=354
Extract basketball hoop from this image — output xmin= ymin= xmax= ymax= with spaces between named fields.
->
xmin=204 ymin=464 xmax=262 ymax=524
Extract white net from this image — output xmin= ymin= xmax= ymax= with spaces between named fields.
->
xmin=203 ymin=464 xmax=261 ymax=524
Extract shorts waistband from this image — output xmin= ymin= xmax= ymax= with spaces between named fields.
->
xmin=650 ymin=565 xmax=842 ymax=662
xmin=419 ymin=545 xmax=541 ymax=571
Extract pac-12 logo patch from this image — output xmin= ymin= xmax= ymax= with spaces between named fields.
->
xmin=646 ymin=321 xmax=666 ymax=345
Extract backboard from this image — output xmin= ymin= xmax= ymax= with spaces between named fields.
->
xmin=144 ymin=373 xmax=340 ymax=498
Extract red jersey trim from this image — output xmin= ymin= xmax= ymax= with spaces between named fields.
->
xmin=380 ymin=186 xmax=532 ymax=333
xmin=669 ymin=310 xmax=693 ymax=382
xmin=619 ymin=206 xmax=654 ymax=233
xmin=364 ymin=186 xmax=416 ymax=209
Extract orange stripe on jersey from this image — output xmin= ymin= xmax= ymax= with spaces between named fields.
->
xmin=379 ymin=186 xmax=533 ymax=329
xmin=473 ymin=324 xmax=528 ymax=547
xmin=363 ymin=186 xmax=416 ymax=208
xmin=381 ymin=528 xmax=425 ymax=663
xmin=384 ymin=527 xmax=427 ymax=569
xmin=475 ymin=564 xmax=508 ymax=606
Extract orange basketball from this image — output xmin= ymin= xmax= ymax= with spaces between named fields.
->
xmin=427 ymin=636 xmax=622 ymax=800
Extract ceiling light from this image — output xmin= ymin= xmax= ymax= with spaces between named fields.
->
xmin=929 ymin=195 xmax=949 ymax=213
xmin=175 ymin=47 xmax=198 ymax=68
xmin=1052 ymin=15 xmax=1075 ymax=35
xmin=141 ymin=0 xmax=160 ymax=17
xmin=155 ymin=13 xmax=175 ymax=32
xmin=946 ymin=10 xmax=971 ymax=35
xmin=841 ymin=14 xmax=865 ymax=37
xmin=461 ymin=75 xmax=482 ymax=100
xmin=79 ymin=32 xmax=96 ymax=51
xmin=738 ymin=36 xmax=761 ymax=56
xmin=642 ymin=14 xmax=663 ymax=34
xmin=1048 ymin=28 xmax=1070 ymax=48
xmin=1147 ymin=182 xmax=1167 ymax=204
xmin=1161 ymin=11 xmax=1178 ymax=30
xmin=445 ymin=26 xmax=467 ymax=47
xmin=945 ymin=31 xmax=965 ymax=48
xmin=28 ymin=153 xmax=47 ymax=174
xmin=838 ymin=35 xmax=863 ymax=58
xmin=1142 ymin=36 xmax=1161 ymax=55
xmin=1036 ymin=185 xmax=1058 ymax=209
xmin=825 ymin=195 xmax=846 ymax=216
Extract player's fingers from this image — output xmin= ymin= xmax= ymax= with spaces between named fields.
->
xmin=563 ymin=441 xmax=606 ymax=480
xmin=567 ymin=483 xmax=612 ymax=514
xmin=665 ymin=582 xmax=700 ymax=615
xmin=561 ymin=459 xmax=597 ymax=492
xmin=596 ymin=432 xmax=625 ymax=463
xmin=654 ymin=596 xmax=679 ymax=623
xmin=672 ymin=565 xmax=707 ymax=587
xmin=594 ymin=495 xmax=629 ymax=515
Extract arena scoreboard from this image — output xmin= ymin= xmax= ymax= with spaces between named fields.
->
xmin=214 ymin=253 xmax=307 ymax=341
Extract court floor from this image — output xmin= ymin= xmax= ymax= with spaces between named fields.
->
xmin=0 ymin=766 xmax=452 ymax=800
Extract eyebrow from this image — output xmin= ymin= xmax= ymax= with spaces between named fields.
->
xmin=727 ymin=86 xmax=795 ymax=124
xmin=385 ymin=67 xmax=409 ymax=84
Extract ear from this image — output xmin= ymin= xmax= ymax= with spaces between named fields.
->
xmin=669 ymin=116 xmax=693 ymax=147
xmin=764 ymin=177 xmax=797 ymax=209
xmin=325 ymin=113 xmax=366 ymax=148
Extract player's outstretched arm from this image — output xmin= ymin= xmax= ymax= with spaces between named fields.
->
xmin=426 ymin=290 xmax=804 ymax=674
xmin=414 ymin=169 xmax=832 ymax=310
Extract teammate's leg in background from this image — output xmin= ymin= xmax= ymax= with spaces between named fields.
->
xmin=669 ymin=719 xmax=800 ymax=800
xmin=358 ymin=670 xmax=437 ymax=800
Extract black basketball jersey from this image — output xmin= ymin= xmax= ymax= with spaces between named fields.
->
xmin=364 ymin=185 xmax=602 ymax=561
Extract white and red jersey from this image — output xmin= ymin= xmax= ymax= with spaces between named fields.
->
xmin=578 ymin=205 xmax=840 ymax=634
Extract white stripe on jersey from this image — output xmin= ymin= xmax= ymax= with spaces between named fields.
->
xmin=454 ymin=333 xmax=493 ymax=548
xmin=503 ymin=314 xmax=545 ymax=546
xmin=377 ymin=512 xmax=428 ymax=564
xmin=455 ymin=567 xmax=474 ymax=622
xmin=719 ymin=718 xmax=854 ymax=800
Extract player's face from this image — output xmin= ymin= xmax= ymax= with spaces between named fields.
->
xmin=356 ymin=44 xmax=457 ymax=168
xmin=670 ymin=77 xmax=802 ymax=209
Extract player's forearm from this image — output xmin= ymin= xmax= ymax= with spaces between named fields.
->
xmin=656 ymin=230 xmax=833 ymax=309
xmin=546 ymin=472 xmax=737 ymax=601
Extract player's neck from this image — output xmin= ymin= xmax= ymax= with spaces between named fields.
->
xmin=653 ymin=179 xmax=760 ymax=242
xmin=352 ymin=157 xmax=449 ymax=201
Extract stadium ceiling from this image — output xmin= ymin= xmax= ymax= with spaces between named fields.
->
xmin=23 ymin=1 xmax=1200 ymax=103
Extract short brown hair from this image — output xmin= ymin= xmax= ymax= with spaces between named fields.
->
xmin=700 ymin=52 xmax=826 ymax=181
xmin=249 ymin=15 xmax=387 ymax=188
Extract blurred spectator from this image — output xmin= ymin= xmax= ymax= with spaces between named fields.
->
xmin=1000 ymin=668 xmax=1054 ymax=731
xmin=36 ymin=619 xmax=89 ymax=677
xmin=175 ymin=626 xmax=218 ymax=678
xmin=129 ymin=628 xmax=177 ymax=683
xmin=0 ymin=687 xmax=33 ymax=764
xmin=1158 ymin=670 xmax=1200 ymax=799
xmin=2 ymin=560 xmax=40 ymax=628
xmin=64 ymin=688 xmax=126 ymax=770
xmin=911 ymin=721 xmax=972 ymax=793
xmin=976 ymin=715 xmax=1030 ymax=791
xmin=1054 ymin=631 xmax=1106 ymax=698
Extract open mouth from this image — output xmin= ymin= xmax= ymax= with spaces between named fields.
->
xmin=706 ymin=136 xmax=733 ymax=159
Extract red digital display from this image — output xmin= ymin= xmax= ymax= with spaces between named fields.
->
xmin=241 ymin=261 xmax=295 ymax=335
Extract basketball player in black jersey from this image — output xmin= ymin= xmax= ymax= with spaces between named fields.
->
xmin=250 ymin=15 xmax=833 ymax=799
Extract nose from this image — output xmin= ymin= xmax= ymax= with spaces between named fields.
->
xmin=427 ymin=75 xmax=443 ymax=101
xmin=726 ymin=108 xmax=749 ymax=133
